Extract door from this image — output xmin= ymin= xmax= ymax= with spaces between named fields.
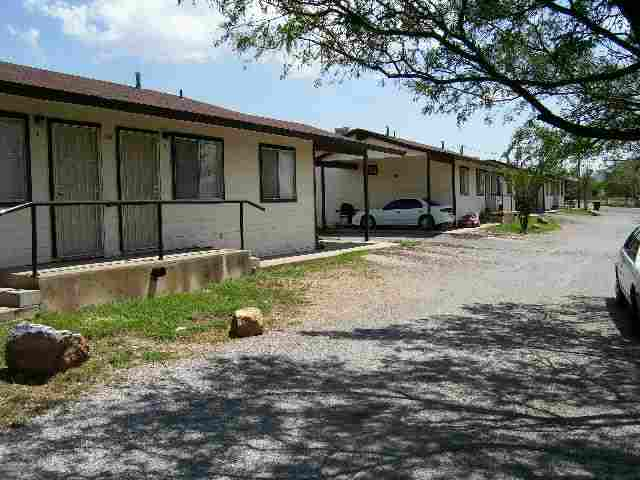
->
xmin=621 ymin=228 xmax=640 ymax=297
xmin=51 ymin=122 xmax=103 ymax=259
xmin=381 ymin=200 xmax=403 ymax=226
xmin=397 ymin=199 xmax=423 ymax=225
xmin=119 ymin=129 xmax=160 ymax=253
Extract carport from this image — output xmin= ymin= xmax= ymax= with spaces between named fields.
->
xmin=316 ymin=129 xmax=516 ymax=239
xmin=313 ymin=139 xmax=405 ymax=242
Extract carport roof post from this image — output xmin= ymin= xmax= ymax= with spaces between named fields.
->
xmin=363 ymin=149 xmax=370 ymax=242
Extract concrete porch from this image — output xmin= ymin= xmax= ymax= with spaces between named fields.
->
xmin=0 ymin=248 xmax=254 ymax=313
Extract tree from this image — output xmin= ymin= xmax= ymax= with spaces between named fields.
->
xmin=604 ymin=158 xmax=640 ymax=202
xmin=502 ymin=121 xmax=572 ymax=232
xmin=185 ymin=0 xmax=640 ymax=142
xmin=502 ymin=120 xmax=603 ymax=231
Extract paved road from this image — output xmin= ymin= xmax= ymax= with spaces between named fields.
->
xmin=2 ymin=207 xmax=640 ymax=479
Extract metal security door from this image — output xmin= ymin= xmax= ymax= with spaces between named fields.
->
xmin=51 ymin=122 xmax=103 ymax=259
xmin=119 ymin=129 xmax=160 ymax=253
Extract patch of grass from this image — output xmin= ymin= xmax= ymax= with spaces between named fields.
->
xmin=398 ymin=240 xmax=421 ymax=248
xmin=263 ymin=250 xmax=369 ymax=279
xmin=490 ymin=216 xmax=561 ymax=235
xmin=0 ymin=250 xmax=370 ymax=429
xmin=109 ymin=349 xmax=134 ymax=369
xmin=142 ymin=350 xmax=174 ymax=363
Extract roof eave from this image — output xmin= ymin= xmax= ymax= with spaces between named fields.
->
xmin=0 ymin=79 xmax=402 ymax=156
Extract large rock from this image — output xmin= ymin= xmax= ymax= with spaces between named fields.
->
xmin=5 ymin=323 xmax=90 ymax=376
xmin=230 ymin=307 xmax=264 ymax=338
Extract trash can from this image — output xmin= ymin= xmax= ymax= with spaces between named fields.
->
xmin=593 ymin=201 xmax=601 ymax=211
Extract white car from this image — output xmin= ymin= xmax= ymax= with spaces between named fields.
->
xmin=615 ymin=226 xmax=640 ymax=330
xmin=352 ymin=198 xmax=455 ymax=230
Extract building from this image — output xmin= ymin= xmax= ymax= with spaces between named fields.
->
xmin=0 ymin=62 xmax=402 ymax=270
xmin=0 ymin=62 xmax=401 ymax=311
xmin=316 ymin=128 xmax=518 ymax=230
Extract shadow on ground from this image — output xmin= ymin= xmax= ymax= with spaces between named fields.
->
xmin=2 ymin=296 xmax=640 ymax=479
xmin=322 ymin=226 xmax=447 ymax=240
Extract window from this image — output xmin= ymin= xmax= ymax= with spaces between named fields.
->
xmin=506 ymin=179 xmax=513 ymax=194
xmin=398 ymin=199 xmax=422 ymax=209
xmin=383 ymin=200 xmax=402 ymax=210
xmin=624 ymin=229 xmax=640 ymax=261
xmin=260 ymin=145 xmax=296 ymax=202
xmin=173 ymin=136 xmax=224 ymax=200
xmin=496 ymin=176 xmax=503 ymax=195
xmin=489 ymin=173 xmax=497 ymax=195
xmin=460 ymin=167 xmax=470 ymax=195
xmin=476 ymin=169 xmax=485 ymax=196
xmin=0 ymin=115 xmax=28 ymax=204
xmin=384 ymin=199 xmax=422 ymax=210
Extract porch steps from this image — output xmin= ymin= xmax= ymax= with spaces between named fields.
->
xmin=0 ymin=249 xmax=252 ymax=312
xmin=0 ymin=288 xmax=41 ymax=308
xmin=0 ymin=288 xmax=41 ymax=322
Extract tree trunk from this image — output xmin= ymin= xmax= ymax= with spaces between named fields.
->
xmin=519 ymin=213 xmax=529 ymax=234
xmin=583 ymin=176 xmax=588 ymax=210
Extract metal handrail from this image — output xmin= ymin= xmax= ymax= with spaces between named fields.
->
xmin=0 ymin=199 xmax=266 ymax=278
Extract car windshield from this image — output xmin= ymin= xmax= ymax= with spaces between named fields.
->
xmin=422 ymin=198 xmax=442 ymax=206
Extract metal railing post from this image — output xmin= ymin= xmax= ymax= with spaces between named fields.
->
xmin=31 ymin=204 xmax=38 ymax=278
xmin=157 ymin=203 xmax=164 ymax=260
xmin=0 ymin=200 xmax=266 ymax=273
xmin=240 ymin=202 xmax=245 ymax=250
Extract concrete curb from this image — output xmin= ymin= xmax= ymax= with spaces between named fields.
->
xmin=259 ymin=241 xmax=396 ymax=268
xmin=447 ymin=223 xmax=499 ymax=235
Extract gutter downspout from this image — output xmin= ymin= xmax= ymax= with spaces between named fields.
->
xmin=312 ymin=142 xmax=320 ymax=249
xmin=451 ymin=158 xmax=457 ymax=224
xmin=321 ymin=165 xmax=327 ymax=230
xmin=426 ymin=153 xmax=431 ymax=216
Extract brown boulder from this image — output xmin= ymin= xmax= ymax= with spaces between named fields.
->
xmin=57 ymin=333 xmax=90 ymax=371
xmin=5 ymin=323 xmax=90 ymax=376
xmin=230 ymin=307 xmax=264 ymax=338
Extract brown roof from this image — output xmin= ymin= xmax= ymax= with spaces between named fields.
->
xmin=346 ymin=128 xmax=490 ymax=166
xmin=0 ymin=61 xmax=403 ymax=156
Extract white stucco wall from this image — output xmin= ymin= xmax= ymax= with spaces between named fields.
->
xmin=539 ymin=180 xmax=564 ymax=210
xmin=0 ymin=93 xmax=316 ymax=268
xmin=316 ymin=153 xmax=514 ymax=226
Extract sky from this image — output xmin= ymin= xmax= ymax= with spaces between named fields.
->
xmin=0 ymin=0 xmax=520 ymax=159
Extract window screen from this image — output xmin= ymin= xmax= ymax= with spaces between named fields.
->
xmin=173 ymin=136 xmax=224 ymax=200
xmin=260 ymin=146 xmax=297 ymax=202
xmin=460 ymin=167 xmax=470 ymax=195
xmin=476 ymin=170 xmax=485 ymax=196
xmin=0 ymin=116 xmax=28 ymax=203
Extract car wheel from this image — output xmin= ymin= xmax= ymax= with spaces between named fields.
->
xmin=360 ymin=215 xmax=376 ymax=230
xmin=418 ymin=215 xmax=435 ymax=231
xmin=615 ymin=270 xmax=626 ymax=305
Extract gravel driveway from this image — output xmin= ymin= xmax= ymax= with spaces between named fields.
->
xmin=2 ymin=207 xmax=640 ymax=479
